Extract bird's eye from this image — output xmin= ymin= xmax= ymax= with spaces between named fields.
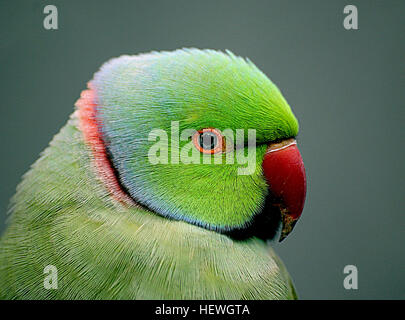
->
xmin=192 ymin=128 xmax=225 ymax=154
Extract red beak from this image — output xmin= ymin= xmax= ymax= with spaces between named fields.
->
xmin=262 ymin=138 xmax=307 ymax=242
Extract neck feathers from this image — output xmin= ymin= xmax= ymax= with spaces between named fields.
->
xmin=76 ymin=83 xmax=137 ymax=207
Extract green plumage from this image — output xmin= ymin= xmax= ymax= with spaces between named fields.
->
xmin=0 ymin=49 xmax=299 ymax=299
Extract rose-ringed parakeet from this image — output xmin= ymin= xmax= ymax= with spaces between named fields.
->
xmin=0 ymin=49 xmax=306 ymax=299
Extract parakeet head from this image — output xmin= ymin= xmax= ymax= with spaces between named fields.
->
xmin=77 ymin=49 xmax=306 ymax=242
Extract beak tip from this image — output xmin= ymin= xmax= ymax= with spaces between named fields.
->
xmin=278 ymin=234 xmax=287 ymax=243
xmin=279 ymin=212 xmax=298 ymax=242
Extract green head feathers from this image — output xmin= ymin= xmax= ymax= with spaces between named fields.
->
xmin=91 ymin=49 xmax=298 ymax=232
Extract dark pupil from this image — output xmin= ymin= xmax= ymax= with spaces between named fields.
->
xmin=199 ymin=132 xmax=217 ymax=150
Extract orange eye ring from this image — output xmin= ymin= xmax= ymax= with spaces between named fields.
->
xmin=192 ymin=128 xmax=225 ymax=154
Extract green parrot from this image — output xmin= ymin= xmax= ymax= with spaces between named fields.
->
xmin=0 ymin=49 xmax=306 ymax=299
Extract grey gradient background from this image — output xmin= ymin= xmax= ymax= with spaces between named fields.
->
xmin=0 ymin=0 xmax=404 ymax=299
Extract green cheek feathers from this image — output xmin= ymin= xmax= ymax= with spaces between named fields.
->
xmin=142 ymin=144 xmax=270 ymax=230
xmin=88 ymin=49 xmax=298 ymax=231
